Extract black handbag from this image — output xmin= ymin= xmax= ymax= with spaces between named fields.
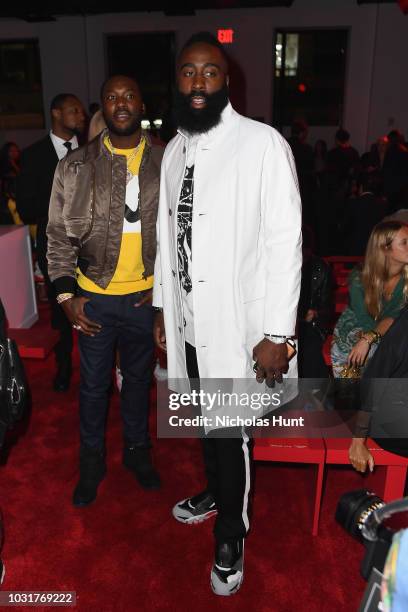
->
xmin=0 ymin=299 xmax=9 ymax=410
xmin=0 ymin=300 xmax=28 ymax=440
xmin=5 ymin=338 xmax=27 ymax=422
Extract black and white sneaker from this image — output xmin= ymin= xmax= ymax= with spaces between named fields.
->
xmin=172 ymin=491 xmax=217 ymax=525
xmin=210 ymin=539 xmax=244 ymax=596
xmin=0 ymin=559 xmax=5 ymax=584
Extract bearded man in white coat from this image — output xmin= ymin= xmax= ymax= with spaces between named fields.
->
xmin=153 ymin=32 xmax=302 ymax=596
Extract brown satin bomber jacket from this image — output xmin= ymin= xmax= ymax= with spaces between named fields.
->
xmin=46 ymin=128 xmax=163 ymax=295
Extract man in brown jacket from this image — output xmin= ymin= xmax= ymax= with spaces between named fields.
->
xmin=47 ymin=75 xmax=163 ymax=506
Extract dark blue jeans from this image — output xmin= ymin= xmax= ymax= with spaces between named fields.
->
xmin=78 ymin=289 xmax=154 ymax=450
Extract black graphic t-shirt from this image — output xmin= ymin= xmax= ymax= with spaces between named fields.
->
xmin=177 ymin=164 xmax=194 ymax=295
xmin=177 ymin=138 xmax=198 ymax=346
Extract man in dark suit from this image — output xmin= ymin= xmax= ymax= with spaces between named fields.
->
xmin=288 ymin=120 xmax=314 ymax=223
xmin=327 ymin=128 xmax=360 ymax=186
xmin=341 ymin=171 xmax=387 ymax=256
xmin=17 ymin=93 xmax=86 ymax=391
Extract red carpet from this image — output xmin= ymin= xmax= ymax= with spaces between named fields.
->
xmin=0 ymin=342 xmax=369 ymax=611
xmin=8 ymin=303 xmax=58 ymax=359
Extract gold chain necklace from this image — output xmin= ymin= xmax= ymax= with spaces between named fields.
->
xmin=107 ymin=135 xmax=143 ymax=183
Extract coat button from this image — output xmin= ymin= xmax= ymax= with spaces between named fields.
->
xmin=169 ymin=209 xmax=172 ymax=216
xmin=178 ymin=327 xmax=182 ymax=333
xmin=172 ymin=270 xmax=176 ymax=277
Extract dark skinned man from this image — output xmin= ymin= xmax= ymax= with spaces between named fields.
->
xmin=153 ymin=33 xmax=301 ymax=596
xmin=17 ymin=94 xmax=86 ymax=391
xmin=47 ymin=75 xmax=163 ymax=506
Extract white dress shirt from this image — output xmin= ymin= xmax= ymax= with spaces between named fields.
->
xmin=49 ymin=131 xmax=79 ymax=160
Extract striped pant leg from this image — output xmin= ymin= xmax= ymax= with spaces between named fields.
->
xmin=209 ymin=429 xmax=253 ymax=542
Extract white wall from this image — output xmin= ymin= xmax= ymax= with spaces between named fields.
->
xmin=0 ymin=0 xmax=406 ymax=153
xmin=368 ymin=2 xmax=408 ymax=143
xmin=0 ymin=16 xmax=89 ymax=149
xmin=80 ymin=0 xmax=379 ymax=151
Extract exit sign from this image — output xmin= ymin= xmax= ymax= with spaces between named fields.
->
xmin=218 ymin=29 xmax=234 ymax=44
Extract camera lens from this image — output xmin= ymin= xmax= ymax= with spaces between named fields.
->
xmin=335 ymin=489 xmax=385 ymax=542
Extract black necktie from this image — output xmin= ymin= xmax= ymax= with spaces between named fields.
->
xmin=63 ymin=141 xmax=72 ymax=155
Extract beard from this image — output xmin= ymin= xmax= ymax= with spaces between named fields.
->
xmin=173 ymin=85 xmax=229 ymax=135
xmin=70 ymin=126 xmax=84 ymax=136
xmin=103 ymin=111 xmax=142 ymax=137
xmin=63 ymin=122 xmax=85 ymax=137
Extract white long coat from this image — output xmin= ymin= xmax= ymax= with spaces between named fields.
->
xmin=153 ymin=103 xmax=302 ymax=395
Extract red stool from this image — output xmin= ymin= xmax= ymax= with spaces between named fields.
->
xmin=323 ymin=335 xmax=332 ymax=366
xmin=254 ymin=437 xmax=326 ymax=535
xmin=324 ymin=438 xmax=408 ymax=501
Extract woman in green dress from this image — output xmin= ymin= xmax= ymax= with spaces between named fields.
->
xmin=331 ymin=220 xmax=408 ymax=377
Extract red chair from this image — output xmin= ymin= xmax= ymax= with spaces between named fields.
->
xmin=323 ymin=335 xmax=332 ymax=366
xmin=324 ymin=438 xmax=408 ymax=502
xmin=334 ymin=286 xmax=349 ymax=314
xmin=324 ymin=256 xmax=363 ymax=284
xmin=324 ymin=256 xmax=364 ymax=267
xmin=254 ymin=437 xmax=326 ymax=536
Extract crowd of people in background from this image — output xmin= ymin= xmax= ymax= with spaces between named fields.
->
xmin=288 ymin=121 xmax=408 ymax=256
xmin=3 ymin=118 xmax=408 ymax=259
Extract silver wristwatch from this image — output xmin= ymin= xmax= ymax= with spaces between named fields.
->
xmin=264 ymin=334 xmax=288 ymax=344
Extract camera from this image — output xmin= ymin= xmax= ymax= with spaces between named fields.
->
xmin=336 ymin=489 xmax=408 ymax=580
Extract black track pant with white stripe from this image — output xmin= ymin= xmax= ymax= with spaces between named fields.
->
xmin=185 ymin=343 xmax=253 ymax=543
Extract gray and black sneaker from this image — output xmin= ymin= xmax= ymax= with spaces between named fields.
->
xmin=172 ymin=490 xmax=217 ymax=525
xmin=210 ymin=539 xmax=244 ymax=596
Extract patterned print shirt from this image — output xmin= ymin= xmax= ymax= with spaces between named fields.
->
xmin=177 ymin=136 xmax=198 ymax=346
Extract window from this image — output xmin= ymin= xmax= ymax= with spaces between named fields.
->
xmin=275 ymin=32 xmax=299 ymax=77
xmin=273 ymin=29 xmax=348 ymax=128
xmin=0 ymin=39 xmax=44 ymax=129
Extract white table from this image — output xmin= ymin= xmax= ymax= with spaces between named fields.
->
xmin=0 ymin=225 xmax=38 ymax=328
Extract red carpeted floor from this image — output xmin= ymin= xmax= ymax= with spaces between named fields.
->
xmin=0 ymin=342 xmax=369 ymax=612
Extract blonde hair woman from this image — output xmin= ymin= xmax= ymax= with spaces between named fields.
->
xmin=88 ymin=109 xmax=106 ymax=141
xmin=331 ymin=220 xmax=408 ymax=376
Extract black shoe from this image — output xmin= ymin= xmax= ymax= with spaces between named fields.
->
xmin=72 ymin=446 xmax=106 ymax=507
xmin=211 ymin=539 xmax=244 ymax=596
xmin=53 ymin=361 xmax=71 ymax=392
xmin=123 ymin=446 xmax=161 ymax=490
xmin=172 ymin=490 xmax=217 ymax=524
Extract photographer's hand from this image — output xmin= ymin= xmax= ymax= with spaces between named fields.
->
xmin=349 ymin=438 xmax=375 ymax=473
